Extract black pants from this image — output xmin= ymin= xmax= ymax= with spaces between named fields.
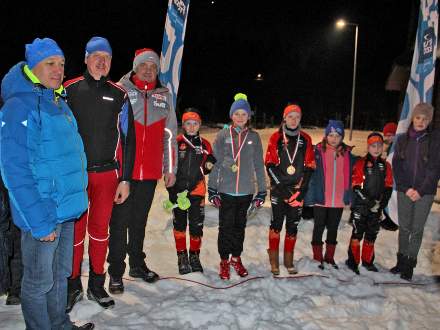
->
xmin=0 ymin=221 xmax=22 ymax=294
xmin=218 ymin=193 xmax=252 ymax=259
xmin=312 ymin=206 xmax=343 ymax=245
xmin=171 ymin=193 xmax=204 ymax=237
xmin=108 ymin=180 xmax=157 ymax=277
xmin=270 ymin=193 xmax=301 ymax=236
xmin=350 ymin=207 xmax=380 ymax=242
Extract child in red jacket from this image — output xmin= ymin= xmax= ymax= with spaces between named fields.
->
xmin=346 ymin=133 xmax=393 ymax=274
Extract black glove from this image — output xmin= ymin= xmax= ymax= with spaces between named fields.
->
xmin=379 ymin=187 xmax=393 ymax=211
xmin=203 ymin=154 xmax=217 ymax=174
xmin=252 ymin=191 xmax=267 ymax=208
xmin=208 ymin=187 xmax=221 ymax=208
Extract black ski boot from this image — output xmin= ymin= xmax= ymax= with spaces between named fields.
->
xmin=109 ymin=275 xmax=124 ymax=294
xmin=390 ymin=253 xmax=404 ymax=274
xmin=345 ymin=259 xmax=360 ymax=275
xmin=189 ymin=251 xmax=204 ymax=273
xmin=400 ymin=256 xmax=417 ymax=281
xmin=66 ymin=277 xmax=83 ymax=313
xmin=177 ymin=250 xmax=192 ymax=275
xmin=129 ymin=264 xmax=159 ymax=283
xmin=72 ymin=323 xmax=95 ymax=329
xmin=362 ymin=262 xmax=379 ymax=272
xmin=87 ymin=270 xmax=114 ymax=309
xmin=5 ymin=288 xmax=21 ymax=305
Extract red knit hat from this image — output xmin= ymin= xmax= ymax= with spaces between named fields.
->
xmin=283 ymin=104 xmax=302 ymax=118
xmin=383 ymin=122 xmax=397 ymax=136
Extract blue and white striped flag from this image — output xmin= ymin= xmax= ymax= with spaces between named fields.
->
xmin=159 ymin=0 xmax=190 ymax=111
xmin=387 ymin=0 xmax=438 ymax=224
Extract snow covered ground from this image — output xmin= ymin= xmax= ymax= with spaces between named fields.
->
xmin=1 ymin=127 xmax=440 ymax=329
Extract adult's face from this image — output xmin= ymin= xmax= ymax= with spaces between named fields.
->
xmin=85 ymin=51 xmax=112 ymax=80
xmin=32 ymin=55 xmax=65 ymax=89
xmin=134 ymin=62 xmax=158 ymax=83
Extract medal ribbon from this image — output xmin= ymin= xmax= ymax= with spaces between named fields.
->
xmin=283 ymin=130 xmax=300 ymax=166
xmin=230 ymin=126 xmax=249 ymax=164
xmin=182 ymin=135 xmax=208 ymax=154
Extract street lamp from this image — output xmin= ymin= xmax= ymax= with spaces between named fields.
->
xmin=336 ymin=19 xmax=359 ymax=141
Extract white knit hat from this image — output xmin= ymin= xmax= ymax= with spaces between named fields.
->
xmin=133 ymin=48 xmax=160 ymax=71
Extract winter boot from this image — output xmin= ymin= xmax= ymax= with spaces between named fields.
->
xmin=189 ymin=250 xmax=204 ymax=273
xmin=324 ymin=243 xmax=338 ymax=269
xmin=87 ymin=270 xmax=115 ymax=309
xmin=108 ymin=275 xmax=124 ymax=294
xmin=312 ymin=243 xmax=324 ymax=269
xmin=379 ymin=211 xmax=399 ymax=231
xmin=390 ymin=252 xmax=404 ymax=274
xmin=268 ymin=229 xmax=281 ymax=275
xmin=129 ymin=264 xmax=159 ymax=283
xmin=5 ymin=288 xmax=20 ymax=305
xmin=230 ymin=256 xmax=249 ymax=277
xmin=219 ymin=259 xmax=230 ymax=280
xmin=177 ymin=250 xmax=192 ymax=275
xmin=72 ymin=323 xmax=95 ymax=330
xmin=361 ymin=240 xmax=378 ymax=272
xmin=400 ymin=256 xmax=417 ymax=281
xmin=267 ymin=249 xmax=280 ymax=275
xmin=66 ymin=277 xmax=83 ymax=313
xmin=346 ymin=239 xmax=360 ymax=275
xmin=284 ymin=234 xmax=298 ymax=274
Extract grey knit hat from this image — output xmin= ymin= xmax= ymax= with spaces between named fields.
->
xmin=412 ymin=103 xmax=434 ymax=123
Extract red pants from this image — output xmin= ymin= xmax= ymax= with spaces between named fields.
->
xmin=71 ymin=170 xmax=118 ymax=278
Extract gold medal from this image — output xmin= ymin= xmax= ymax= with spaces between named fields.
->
xmin=231 ymin=163 xmax=238 ymax=173
xmin=205 ymin=162 xmax=213 ymax=170
xmin=287 ymin=165 xmax=296 ymax=175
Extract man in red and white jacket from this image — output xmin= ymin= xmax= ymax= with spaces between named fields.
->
xmin=107 ymin=48 xmax=177 ymax=294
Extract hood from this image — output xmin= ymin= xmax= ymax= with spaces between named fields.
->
xmin=1 ymin=62 xmax=33 ymax=102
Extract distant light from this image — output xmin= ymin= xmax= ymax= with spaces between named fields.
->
xmin=211 ymin=0 xmax=215 ymax=4
xmin=255 ymin=73 xmax=264 ymax=81
xmin=336 ymin=19 xmax=346 ymax=29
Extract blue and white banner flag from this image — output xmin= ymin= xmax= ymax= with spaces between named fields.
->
xmin=159 ymin=0 xmax=190 ymax=111
xmin=387 ymin=0 xmax=438 ymax=224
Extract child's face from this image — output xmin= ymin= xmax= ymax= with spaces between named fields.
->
xmin=412 ymin=114 xmax=430 ymax=131
xmin=284 ymin=112 xmax=301 ymax=130
xmin=183 ymin=120 xmax=200 ymax=136
xmin=231 ymin=109 xmax=249 ymax=128
xmin=383 ymin=134 xmax=395 ymax=145
xmin=326 ymin=132 xmax=343 ymax=148
xmin=368 ymin=142 xmax=383 ymax=158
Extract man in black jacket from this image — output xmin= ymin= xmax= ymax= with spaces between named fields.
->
xmin=64 ymin=37 xmax=135 ymax=311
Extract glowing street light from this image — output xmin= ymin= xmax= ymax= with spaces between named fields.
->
xmin=336 ymin=19 xmax=359 ymax=141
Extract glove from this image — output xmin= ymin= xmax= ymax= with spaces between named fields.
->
xmin=208 ymin=187 xmax=221 ymax=208
xmin=285 ymin=191 xmax=303 ymax=207
xmin=370 ymin=200 xmax=381 ymax=213
xmin=203 ymin=154 xmax=217 ymax=174
xmin=252 ymin=191 xmax=267 ymax=209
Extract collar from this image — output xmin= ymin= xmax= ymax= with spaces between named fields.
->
xmin=132 ymin=73 xmax=157 ymax=91
xmin=23 ymin=64 xmax=65 ymax=98
xmin=84 ymin=70 xmax=109 ymax=86
xmin=282 ymin=124 xmax=300 ymax=136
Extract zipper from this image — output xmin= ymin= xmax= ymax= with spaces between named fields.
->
xmin=331 ymin=151 xmax=336 ymax=207
xmin=140 ymin=94 xmax=147 ymax=179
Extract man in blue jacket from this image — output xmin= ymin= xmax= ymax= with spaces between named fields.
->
xmin=0 ymin=38 xmax=93 ymax=330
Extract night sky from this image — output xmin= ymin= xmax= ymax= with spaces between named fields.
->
xmin=0 ymin=0 xmax=414 ymax=129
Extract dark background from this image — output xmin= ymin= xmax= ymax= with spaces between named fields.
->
xmin=0 ymin=0 xmax=415 ymax=129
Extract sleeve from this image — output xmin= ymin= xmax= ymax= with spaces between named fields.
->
xmin=208 ymin=130 xmax=225 ymax=190
xmin=253 ymin=133 xmax=267 ymax=194
xmin=384 ymin=161 xmax=393 ymax=188
xmin=264 ymin=132 xmax=280 ymax=167
xmin=303 ymin=133 xmax=316 ymax=170
xmin=119 ymin=97 xmax=136 ymax=181
xmin=163 ymin=98 xmax=178 ymax=175
xmin=391 ymin=136 xmax=408 ymax=191
xmin=202 ymin=138 xmax=216 ymax=175
xmin=418 ymin=131 xmax=440 ymax=196
xmin=265 ymin=133 xmax=291 ymax=199
xmin=351 ymin=158 xmax=372 ymax=206
xmin=0 ymin=100 xmax=57 ymax=239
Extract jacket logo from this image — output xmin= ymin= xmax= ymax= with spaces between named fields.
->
xmin=153 ymin=100 xmax=167 ymax=109
xmin=152 ymin=93 xmax=166 ymax=101
xmin=102 ymin=96 xmax=114 ymax=101
xmin=128 ymin=91 xmax=138 ymax=104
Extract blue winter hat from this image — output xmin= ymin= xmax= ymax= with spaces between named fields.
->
xmin=229 ymin=93 xmax=251 ymax=118
xmin=25 ymin=38 xmax=64 ymax=69
xmin=85 ymin=36 xmax=112 ymax=57
xmin=325 ymin=120 xmax=345 ymax=138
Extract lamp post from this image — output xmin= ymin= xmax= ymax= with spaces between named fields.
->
xmin=336 ymin=19 xmax=359 ymax=141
